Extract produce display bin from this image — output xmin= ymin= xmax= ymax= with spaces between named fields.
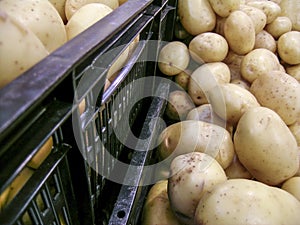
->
xmin=0 ymin=0 xmax=177 ymax=224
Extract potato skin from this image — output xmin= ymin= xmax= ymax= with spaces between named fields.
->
xmin=195 ymin=179 xmax=300 ymax=225
xmin=224 ymin=10 xmax=255 ymax=55
xmin=254 ymin=30 xmax=277 ymax=53
xmin=265 ymin=16 xmax=292 ymax=39
xmin=250 ymin=70 xmax=300 ymax=125
xmin=281 ymin=176 xmax=300 ymax=201
xmin=277 ymin=31 xmax=300 ymax=65
xmin=279 ymin=0 xmax=300 ymax=31
xmin=208 ymin=0 xmax=240 ymax=17
xmin=178 ymin=0 xmax=216 ymax=36
xmin=233 ymin=107 xmax=299 ymax=185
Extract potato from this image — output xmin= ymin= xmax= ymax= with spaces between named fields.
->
xmin=66 ymin=3 xmax=113 ymax=40
xmin=195 ymin=179 xmax=300 ymax=225
xmin=222 ymin=50 xmax=244 ymax=81
xmin=168 ymin=152 xmax=227 ymax=224
xmin=188 ymin=62 xmax=231 ymax=105
xmin=234 ymin=106 xmax=299 ymax=185
xmin=165 ymin=90 xmax=195 ymax=121
xmin=189 ymin=32 xmax=229 ymax=63
xmin=240 ymin=48 xmax=281 ymax=83
xmin=49 ymin=0 xmax=67 ymax=24
xmin=250 ymin=70 xmax=300 ymax=125
xmin=239 ymin=4 xmax=267 ymax=34
xmin=286 ymin=64 xmax=300 ymax=82
xmin=289 ymin=120 xmax=300 ymax=146
xmin=27 ymin=137 xmax=53 ymax=169
xmin=157 ymin=120 xmax=234 ymax=169
xmin=208 ymin=0 xmax=240 ymax=17
xmin=254 ymin=30 xmax=277 ymax=53
xmin=246 ymin=0 xmax=281 ymax=24
xmin=207 ymin=83 xmax=260 ymax=125
xmin=141 ymin=180 xmax=181 ymax=225
xmin=0 ymin=11 xmax=49 ymax=89
xmin=6 ymin=167 xmax=34 ymax=204
xmin=281 ymin=177 xmax=300 ymax=201
xmin=265 ymin=16 xmax=292 ymax=39
xmin=279 ymin=0 xmax=300 ymax=31
xmin=186 ymin=104 xmax=234 ymax=135
xmin=230 ymin=79 xmax=250 ymax=90
xmin=177 ymin=0 xmax=216 ymax=36
xmin=0 ymin=0 xmax=67 ymax=53
xmin=224 ymin=10 xmax=255 ymax=55
xmin=277 ymin=31 xmax=300 ymax=65
xmin=158 ymin=41 xmax=190 ymax=76
xmin=224 ymin=154 xmax=253 ymax=179
xmin=174 ymin=70 xmax=191 ymax=91
xmin=65 ymin=0 xmax=119 ymax=21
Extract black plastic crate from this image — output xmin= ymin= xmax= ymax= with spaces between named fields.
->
xmin=0 ymin=0 xmax=177 ymax=224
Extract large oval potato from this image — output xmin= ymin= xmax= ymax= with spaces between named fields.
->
xmin=195 ymin=179 xmax=300 ymax=225
xmin=65 ymin=0 xmax=119 ymax=21
xmin=177 ymin=0 xmax=216 ymax=36
xmin=279 ymin=0 xmax=300 ymax=31
xmin=157 ymin=120 xmax=234 ymax=169
xmin=0 ymin=0 xmax=67 ymax=53
xmin=234 ymin=107 xmax=299 ymax=185
xmin=168 ymin=152 xmax=227 ymax=225
xmin=207 ymin=83 xmax=260 ymax=125
xmin=224 ymin=10 xmax=255 ymax=55
xmin=208 ymin=0 xmax=240 ymax=17
xmin=188 ymin=62 xmax=231 ymax=105
xmin=240 ymin=48 xmax=281 ymax=83
xmin=250 ymin=70 xmax=300 ymax=125
xmin=158 ymin=41 xmax=190 ymax=76
xmin=277 ymin=31 xmax=300 ymax=65
xmin=0 ymin=11 xmax=49 ymax=89
xmin=189 ymin=32 xmax=229 ymax=63
xmin=66 ymin=3 xmax=113 ymax=40
xmin=141 ymin=180 xmax=181 ymax=225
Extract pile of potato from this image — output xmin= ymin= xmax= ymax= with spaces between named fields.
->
xmin=143 ymin=0 xmax=300 ymax=224
xmin=0 ymin=0 xmax=128 ymax=89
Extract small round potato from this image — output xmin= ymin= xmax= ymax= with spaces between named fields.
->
xmin=189 ymin=32 xmax=229 ymax=63
xmin=281 ymin=177 xmax=300 ymax=201
xmin=168 ymin=152 xmax=227 ymax=225
xmin=240 ymin=48 xmax=281 ymax=83
xmin=250 ymin=70 xmax=300 ymax=125
xmin=247 ymin=0 xmax=281 ymax=24
xmin=158 ymin=41 xmax=190 ymax=76
xmin=277 ymin=31 xmax=300 ymax=65
xmin=177 ymin=0 xmax=216 ymax=35
xmin=254 ymin=30 xmax=277 ymax=53
xmin=280 ymin=0 xmax=300 ymax=31
xmin=165 ymin=90 xmax=195 ymax=121
xmin=174 ymin=70 xmax=191 ymax=91
xmin=265 ymin=16 xmax=292 ymax=39
xmin=188 ymin=62 xmax=231 ymax=105
xmin=224 ymin=10 xmax=255 ymax=55
xmin=239 ymin=4 xmax=267 ymax=34
xmin=234 ymin=107 xmax=299 ymax=185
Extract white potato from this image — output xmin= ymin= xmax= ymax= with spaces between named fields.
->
xmin=289 ymin=120 xmax=300 ymax=146
xmin=208 ymin=0 xmax=240 ymax=17
xmin=65 ymin=0 xmax=119 ymax=20
xmin=281 ymin=177 xmax=300 ymax=201
xmin=286 ymin=64 xmax=300 ymax=82
xmin=188 ymin=62 xmax=231 ymax=105
xmin=189 ymin=32 xmax=229 ymax=63
xmin=195 ymin=179 xmax=300 ymax=225
xmin=277 ymin=31 xmax=300 ymax=65
xmin=222 ymin=50 xmax=244 ymax=81
xmin=247 ymin=0 xmax=281 ymax=24
xmin=157 ymin=120 xmax=235 ymax=169
xmin=265 ymin=16 xmax=292 ymax=39
xmin=49 ymin=0 xmax=67 ymax=23
xmin=224 ymin=10 xmax=255 ymax=55
xmin=0 ymin=0 xmax=67 ymax=53
xmin=177 ymin=0 xmax=216 ymax=35
xmin=168 ymin=152 xmax=227 ymax=225
xmin=250 ymin=70 xmax=300 ymax=125
xmin=0 ymin=11 xmax=49 ymax=89
xmin=279 ymin=0 xmax=300 ymax=31
xmin=158 ymin=41 xmax=190 ymax=76
xmin=224 ymin=154 xmax=253 ymax=179
xmin=174 ymin=70 xmax=191 ymax=91
xmin=230 ymin=79 xmax=250 ymax=90
xmin=240 ymin=48 xmax=281 ymax=83
xmin=66 ymin=3 xmax=113 ymax=40
xmin=234 ymin=107 xmax=299 ymax=185
xmin=254 ymin=30 xmax=277 ymax=53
